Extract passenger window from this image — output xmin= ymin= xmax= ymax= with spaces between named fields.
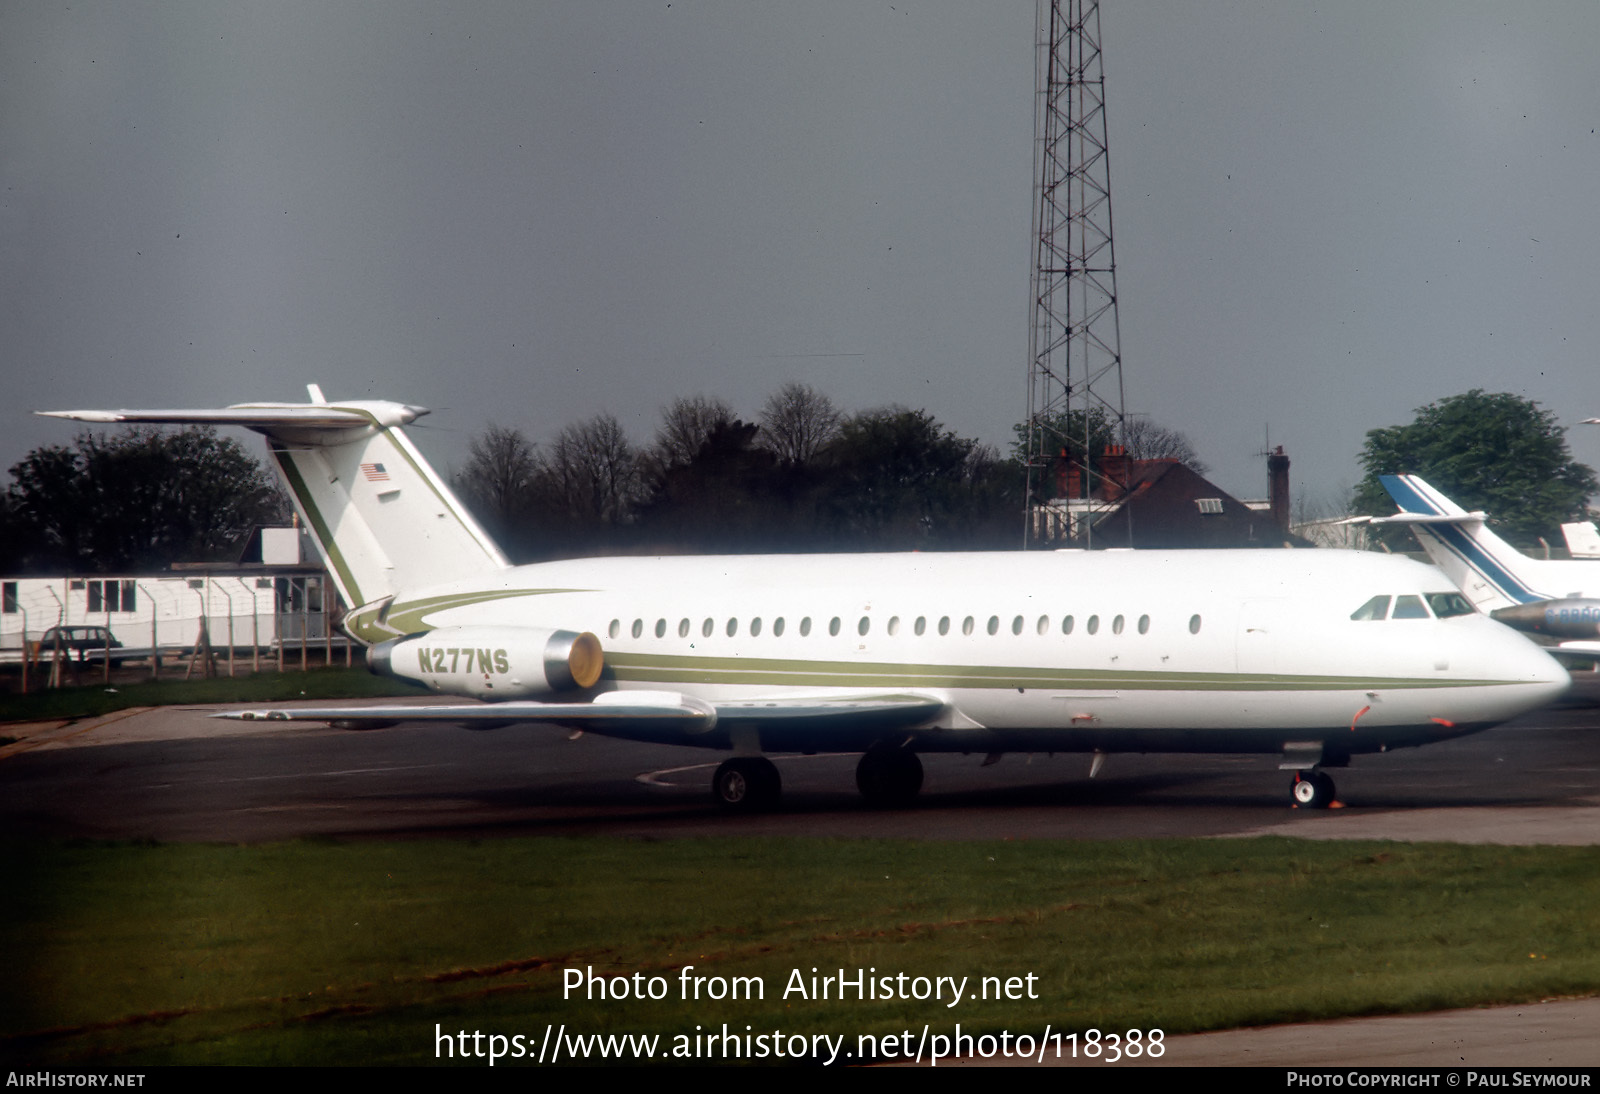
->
xmin=1189 ymin=614 xmax=1202 ymax=634
xmin=1112 ymin=614 xmax=1125 ymax=635
xmin=987 ymin=616 xmax=999 ymax=636
xmin=888 ymin=616 xmax=900 ymax=636
xmin=829 ymin=617 xmax=841 ymax=636
xmin=655 ymin=619 xmax=666 ymax=638
xmin=1012 ymin=615 xmax=1024 ymax=636
xmin=679 ymin=618 xmax=691 ymax=638
xmin=1392 ymin=595 xmax=1429 ymax=620
xmin=702 ymin=618 xmax=714 ymax=637
xmin=726 ymin=618 xmax=738 ymax=637
xmin=631 ymin=619 xmax=643 ymax=639
xmin=1138 ymin=614 xmax=1150 ymax=634
xmin=608 ymin=619 xmax=620 ymax=639
xmin=858 ymin=616 xmax=870 ymax=636
xmin=800 ymin=617 xmax=812 ymax=636
xmin=1427 ymin=593 xmax=1475 ymax=618
xmin=1062 ymin=615 xmax=1074 ymax=635
xmin=914 ymin=616 xmax=926 ymax=636
xmin=938 ymin=616 xmax=951 ymax=636
xmin=962 ymin=616 xmax=975 ymax=636
xmin=1350 ymin=595 xmax=1391 ymax=621
xmin=751 ymin=617 xmax=762 ymax=636
xmin=1087 ymin=615 xmax=1100 ymax=635
xmin=773 ymin=617 xmax=785 ymax=637
xmin=1036 ymin=615 xmax=1049 ymax=636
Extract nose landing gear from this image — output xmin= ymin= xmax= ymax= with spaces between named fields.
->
xmin=1291 ymin=770 xmax=1336 ymax=809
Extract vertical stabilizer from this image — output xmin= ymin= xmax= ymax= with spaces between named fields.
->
xmin=1378 ymin=475 xmax=1548 ymax=610
xmin=37 ymin=394 xmax=509 ymax=628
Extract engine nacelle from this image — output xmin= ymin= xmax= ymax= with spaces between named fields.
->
xmin=369 ymin=626 xmax=604 ymax=699
xmin=1491 ymin=599 xmax=1600 ymax=640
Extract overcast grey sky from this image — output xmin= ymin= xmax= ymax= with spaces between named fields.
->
xmin=5 ymin=1 xmax=1599 ymax=512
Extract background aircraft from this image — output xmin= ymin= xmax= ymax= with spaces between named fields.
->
xmin=1373 ymin=474 xmax=1600 ymax=656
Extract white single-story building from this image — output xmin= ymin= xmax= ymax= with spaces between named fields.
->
xmin=0 ymin=527 xmax=344 ymax=663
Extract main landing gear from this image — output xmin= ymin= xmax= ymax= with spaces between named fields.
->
xmin=712 ymin=757 xmax=782 ymax=813
xmin=855 ymin=742 xmax=924 ymax=807
xmin=1291 ymin=770 xmax=1336 ymax=809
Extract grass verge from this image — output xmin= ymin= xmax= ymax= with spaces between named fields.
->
xmin=0 ymin=668 xmax=422 ymax=723
xmin=4 ymin=836 xmax=1597 ymax=1065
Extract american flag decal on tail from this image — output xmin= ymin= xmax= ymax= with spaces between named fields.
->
xmin=361 ymin=462 xmax=390 ymax=482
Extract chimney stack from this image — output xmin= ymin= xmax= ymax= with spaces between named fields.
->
xmin=1268 ymin=446 xmax=1291 ymax=533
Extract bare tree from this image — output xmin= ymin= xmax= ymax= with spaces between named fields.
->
xmin=539 ymin=413 xmax=641 ymax=525
xmin=454 ymin=424 xmax=539 ymax=532
xmin=759 ymin=382 xmax=842 ymax=465
xmin=1123 ymin=417 xmax=1209 ymax=475
xmin=650 ymin=395 xmax=736 ymax=473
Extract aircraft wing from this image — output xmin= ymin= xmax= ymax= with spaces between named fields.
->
xmin=212 ymin=691 xmax=948 ymax=738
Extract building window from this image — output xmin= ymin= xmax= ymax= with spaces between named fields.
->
xmin=1195 ymin=497 xmax=1224 ymax=515
xmin=2 ymin=582 xmax=16 ymax=614
xmin=87 ymin=579 xmax=137 ymax=613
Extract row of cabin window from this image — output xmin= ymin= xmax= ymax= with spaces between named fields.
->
xmin=607 ymin=613 xmax=1205 ymax=641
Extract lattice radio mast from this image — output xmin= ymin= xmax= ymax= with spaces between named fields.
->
xmin=1023 ymin=0 xmax=1126 ymax=546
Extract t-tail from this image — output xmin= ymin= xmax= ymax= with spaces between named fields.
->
xmin=37 ymin=385 xmax=508 ymax=640
xmin=1375 ymin=474 xmax=1549 ymax=612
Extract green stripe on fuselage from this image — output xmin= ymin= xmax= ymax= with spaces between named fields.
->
xmin=602 ymin=651 xmax=1506 ymax=692
xmin=381 ymin=588 xmax=597 ymax=635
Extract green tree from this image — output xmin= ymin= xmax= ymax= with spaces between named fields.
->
xmin=6 ymin=427 xmax=288 ymax=573
xmin=822 ymin=407 xmax=990 ymax=548
xmin=1351 ymin=390 xmax=1597 ymax=548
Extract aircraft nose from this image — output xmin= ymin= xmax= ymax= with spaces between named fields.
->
xmin=1514 ymin=639 xmax=1570 ymax=703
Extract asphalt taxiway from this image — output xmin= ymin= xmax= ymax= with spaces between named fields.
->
xmin=4 ymin=686 xmax=1599 ymax=843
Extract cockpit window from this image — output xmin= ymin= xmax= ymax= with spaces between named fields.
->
xmin=1350 ymin=595 xmax=1391 ymax=621
xmin=1392 ymin=594 xmax=1429 ymax=619
xmin=1426 ymin=592 xmax=1475 ymax=618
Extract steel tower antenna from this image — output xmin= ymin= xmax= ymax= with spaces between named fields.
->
xmin=1024 ymin=0 xmax=1126 ymax=547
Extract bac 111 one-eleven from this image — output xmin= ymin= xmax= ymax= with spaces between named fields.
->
xmin=40 ymin=388 xmax=1568 ymax=811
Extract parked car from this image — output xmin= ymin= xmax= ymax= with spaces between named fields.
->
xmin=35 ymin=626 xmax=128 ymax=667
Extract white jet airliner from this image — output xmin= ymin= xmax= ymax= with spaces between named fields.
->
xmin=40 ymin=391 xmax=1568 ymax=810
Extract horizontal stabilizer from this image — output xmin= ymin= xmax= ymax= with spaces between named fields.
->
xmin=1343 ymin=511 xmax=1488 ymax=526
